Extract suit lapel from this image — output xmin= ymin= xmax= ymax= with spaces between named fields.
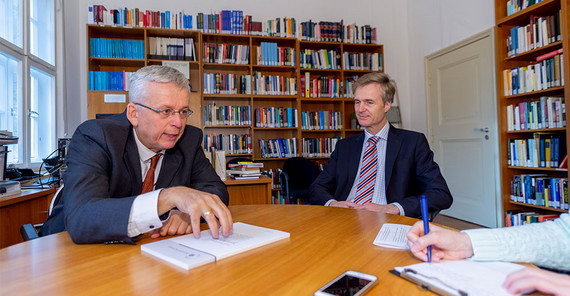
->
xmin=348 ymin=134 xmax=365 ymax=183
xmin=124 ymin=130 xmax=143 ymax=194
xmin=384 ymin=125 xmax=402 ymax=188
xmin=156 ymin=148 xmax=182 ymax=189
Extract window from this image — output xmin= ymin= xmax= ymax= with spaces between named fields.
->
xmin=0 ymin=0 xmax=60 ymax=168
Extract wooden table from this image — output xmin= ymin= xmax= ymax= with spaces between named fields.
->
xmin=224 ymin=175 xmax=272 ymax=205
xmin=0 ymin=188 xmax=56 ymax=248
xmin=0 ymin=204 xmax=435 ymax=295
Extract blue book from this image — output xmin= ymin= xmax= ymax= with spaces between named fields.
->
xmin=277 ymin=138 xmax=286 ymax=158
xmin=166 ymin=11 xmax=170 ymax=29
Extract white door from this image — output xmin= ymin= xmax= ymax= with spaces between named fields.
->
xmin=426 ymin=29 xmax=501 ymax=227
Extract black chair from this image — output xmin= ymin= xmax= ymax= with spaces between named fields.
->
xmin=20 ymin=185 xmax=64 ymax=241
xmin=279 ymin=157 xmax=320 ymax=204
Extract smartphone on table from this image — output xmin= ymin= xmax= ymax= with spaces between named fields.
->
xmin=314 ymin=270 xmax=378 ymax=296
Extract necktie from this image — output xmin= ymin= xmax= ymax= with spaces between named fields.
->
xmin=354 ymin=136 xmax=379 ymax=205
xmin=141 ymin=153 xmax=162 ymax=194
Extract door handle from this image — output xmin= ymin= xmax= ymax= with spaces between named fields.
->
xmin=474 ymin=127 xmax=489 ymax=133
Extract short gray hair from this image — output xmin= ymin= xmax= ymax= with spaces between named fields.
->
xmin=129 ymin=65 xmax=190 ymax=103
xmin=352 ymin=72 xmax=397 ymax=104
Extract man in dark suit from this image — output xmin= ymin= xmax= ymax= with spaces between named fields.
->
xmin=309 ymin=73 xmax=452 ymax=218
xmin=40 ymin=65 xmax=232 ymax=244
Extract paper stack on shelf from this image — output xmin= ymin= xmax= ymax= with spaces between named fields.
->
xmin=227 ymin=162 xmax=263 ymax=180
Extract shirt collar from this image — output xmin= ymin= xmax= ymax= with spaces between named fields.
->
xmin=364 ymin=123 xmax=390 ymax=142
xmin=132 ymin=128 xmax=164 ymax=161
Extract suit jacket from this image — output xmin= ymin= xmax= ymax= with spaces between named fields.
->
xmin=309 ymin=125 xmax=452 ymax=218
xmin=40 ymin=112 xmax=229 ymax=244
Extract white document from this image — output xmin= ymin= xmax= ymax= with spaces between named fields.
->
xmin=394 ymin=260 xmax=525 ymax=296
xmin=141 ymin=222 xmax=290 ymax=270
xmin=103 ymin=94 xmax=126 ymax=103
xmin=373 ymin=223 xmax=411 ymax=249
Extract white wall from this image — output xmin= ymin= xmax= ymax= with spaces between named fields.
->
xmin=63 ymin=0 xmax=494 ymax=135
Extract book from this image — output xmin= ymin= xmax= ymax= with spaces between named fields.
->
xmin=141 ymin=222 xmax=290 ymax=270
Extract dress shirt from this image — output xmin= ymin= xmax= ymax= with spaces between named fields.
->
xmin=127 ymin=129 xmax=166 ymax=237
xmin=326 ymin=123 xmax=405 ymax=215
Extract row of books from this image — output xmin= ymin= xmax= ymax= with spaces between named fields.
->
xmin=203 ymin=43 xmax=250 ymax=64
xmin=301 ymin=74 xmax=343 ymax=98
xmin=203 ymin=104 xmax=252 ymax=126
xmin=253 ymin=73 xmax=297 ymax=95
xmin=502 ymin=51 xmax=564 ymax=96
xmin=506 ymin=0 xmax=545 ymax=16
xmin=89 ymin=6 xmax=194 ymax=30
xmin=88 ymin=5 xmax=377 ymax=44
xmin=148 ymin=37 xmax=196 ymax=61
xmin=343 ymin=52 xmax=383 ymax=71
xmin=510 ymin=174 xmax=569 ymax=210
xmin=301 ymin=111 xmax=343 ymax=130
xmin=254 ymin=107 xmax=298 ymax=128
xmin=507 ymin=134 xmax=565 ymax=168
xmin=300 ymin=21 xmax=377 ymax=44
xmin=506 ymin=97 xmax=565 ymax=131
xmin=505 ymin=210 xmax=559 ymax=227
xmin=301 ymin=137 xmax=341 ymax=158
xmin=259 ymin=138 xmax=298 ymax=159
xmin=88 ymin=71 xmax=134 ymax=91
xmin=204 ymin=133 xmax=252 ymax=155
xmin=507 ymin=11 xmax=561 ymax=57
xmin=344 ymin=76 xmax=359 ymax=98
xmin=202 ymin=73 xmax=250 ymax=95
xmin=300 ymin=49 xmax=341 ymax=70
xmin=89 ymin=38 xmax=145 ymax=59
xmin=256 ymin=43 xmax=296 ymax=66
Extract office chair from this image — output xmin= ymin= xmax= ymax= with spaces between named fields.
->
xmin=20 ymin=185 xmax=64 ymax=241
xmin=279 ymin=157 xmax=320 ymax=204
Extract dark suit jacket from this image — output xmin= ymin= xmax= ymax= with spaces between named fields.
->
xmin=40 ymin=112 xmax=229 ymax=244
xmin=309 ymin=125 xmax=452 ymax=218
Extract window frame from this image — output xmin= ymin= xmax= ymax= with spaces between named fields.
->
xmin=0 ymin=0 xmax=64 ymax=169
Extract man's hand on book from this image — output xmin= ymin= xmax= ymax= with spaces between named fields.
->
xmin=158 ymin=186 xmax=233 ymax=239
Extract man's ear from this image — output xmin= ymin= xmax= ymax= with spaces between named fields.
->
xmin=126 ymin=103 xmax=139 ymax=127
xmin=384 ymin=101 xmax=392 ymax=113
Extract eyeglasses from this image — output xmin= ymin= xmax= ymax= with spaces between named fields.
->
xmin=134 ymin=102 xmax=193 ymax=119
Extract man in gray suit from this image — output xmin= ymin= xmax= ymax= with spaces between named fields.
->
xmin=40 ymin=65 xmax=232 ymax=244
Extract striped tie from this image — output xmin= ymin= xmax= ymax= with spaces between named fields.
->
xmin=354 ymin=136 xmax=379 ymax=205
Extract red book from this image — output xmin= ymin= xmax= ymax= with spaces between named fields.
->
xmin=536 ymin=48 xmax=562 ymax=62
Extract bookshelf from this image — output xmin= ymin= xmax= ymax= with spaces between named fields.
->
xmin=85 ymin=24 xmax=383 ymax=176
xmin=495 ymin=0 xmax=570 ymax=225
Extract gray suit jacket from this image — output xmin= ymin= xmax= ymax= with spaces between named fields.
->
xmin=40 ymin=112 xmax=228 ymax=244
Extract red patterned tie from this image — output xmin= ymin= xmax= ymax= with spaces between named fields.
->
xmin=141 ymin=154 xmax=162 ymax=194
xmin=353 ymin=136 xmax=379 ymax=204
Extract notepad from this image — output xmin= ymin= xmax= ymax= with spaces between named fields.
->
xmin=141 ymin=222 xmax=290 ymax=270
xmin=393 ymin=260 xmax=525 ymax=296
xmin=372 ymin=223 xmax=411 ymax=249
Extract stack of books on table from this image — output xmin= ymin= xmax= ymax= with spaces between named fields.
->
xmin=227 ymin=162 xmax=263 ymax=180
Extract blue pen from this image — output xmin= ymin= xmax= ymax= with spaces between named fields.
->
xmin=420 ymin=195 xmax=431 ymax=262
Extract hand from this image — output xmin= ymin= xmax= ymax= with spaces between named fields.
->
xmin=158 ymin=186 xmax=233 ymax=239
xmin=150 ymin=209 xmax=192 ymax=238
xmin=329 ymin=200 xmax=358 ymax=208
xmin=503 ymin=267 xmax=570 ymax=295
xmin=352 ymin=203 xmax=400 ymax=214
xmin=406 ymin=221 xmax=474 ymax=262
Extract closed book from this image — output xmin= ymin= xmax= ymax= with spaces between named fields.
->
xmin=141 ymin=222 xmax=290 ymax=270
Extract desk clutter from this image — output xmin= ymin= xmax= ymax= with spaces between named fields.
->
xmin=227 ymin=162 xmax=263 ymax=180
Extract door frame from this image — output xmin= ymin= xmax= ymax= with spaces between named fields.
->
xmin=424 ymin=28 xmax=503 ymax=226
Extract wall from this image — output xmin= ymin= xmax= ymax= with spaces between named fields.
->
xmin=64 ymin=0 xmax=494 ymax=136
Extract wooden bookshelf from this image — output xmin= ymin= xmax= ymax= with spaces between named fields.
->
xmin=495 ymin=0 xmax=570 ymax=225
xmin=85 ymin=24 xmax=383 ymax=173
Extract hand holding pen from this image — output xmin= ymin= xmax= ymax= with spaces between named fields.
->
xmin=406 ymin=219 xmax=475 ymax=263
